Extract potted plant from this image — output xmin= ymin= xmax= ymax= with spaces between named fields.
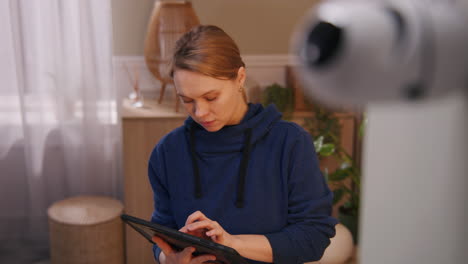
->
xmin=302 ymin=106 xmax=365 ymax=243
xmin=261 ymin=83 xmax=294 ymax=118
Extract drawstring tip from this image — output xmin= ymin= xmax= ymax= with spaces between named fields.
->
xmin=235 ymin=200 xmax=244 ymax=208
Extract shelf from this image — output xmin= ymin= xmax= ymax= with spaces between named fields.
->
xmin=121 ymin=98 xmax=187 ymax=119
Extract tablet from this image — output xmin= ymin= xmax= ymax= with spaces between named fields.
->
xmin=121 ymin=214 xmax=249 ymax=264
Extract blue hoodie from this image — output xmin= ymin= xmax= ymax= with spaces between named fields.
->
xmin=148 ymin=103 xmax=337 ymax=264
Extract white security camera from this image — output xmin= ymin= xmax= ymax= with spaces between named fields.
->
xmin=293 ymin=0 xmax=468 ymax=107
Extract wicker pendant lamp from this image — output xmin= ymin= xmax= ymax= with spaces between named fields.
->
xmin=144 ymin=0 xmax=200 ymax=112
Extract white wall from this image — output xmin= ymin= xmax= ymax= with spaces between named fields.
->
xmin=111 ymin=0 xmax=319 ymax=55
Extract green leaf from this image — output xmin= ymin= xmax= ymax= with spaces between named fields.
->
xmin=322 ymin=168 xmax=329 ymax=181
xmin=313 ymin=136 xmax=324 ymax=153
xmin=333 ymin=189 xmax=345 ymax=204
xmin=319 ymin=143 xmax=335 ymax=156
xmin=340 ymin=162 xmax=350 ymax=169
xmin=328 ymin=167 xmax=351 ymax=182
xmin=343 ymin=201 xmax=356 ymax=210
xmin=261 ymin=83 xmax=294 ymax=113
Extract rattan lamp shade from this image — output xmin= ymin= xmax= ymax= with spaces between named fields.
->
xmin=47 ymin=196 xmax=125 ymax=264
xmin=144 ymin=0 xmax=200 ymax=111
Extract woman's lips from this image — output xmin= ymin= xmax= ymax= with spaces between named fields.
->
xmin=200 ymin=120 xmax=215 ymax=127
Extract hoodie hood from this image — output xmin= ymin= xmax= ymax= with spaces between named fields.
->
xmin=184 ymin=103 xmax=282 ymax=208
xmin=184 ymin=103 xmax=282 ymax=154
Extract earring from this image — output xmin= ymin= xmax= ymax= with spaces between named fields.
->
xmin=239 ymin=86 xmax=243 ymax=92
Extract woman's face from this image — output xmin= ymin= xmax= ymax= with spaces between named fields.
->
xmin=173 ymin=67 xmax=247 ymax=132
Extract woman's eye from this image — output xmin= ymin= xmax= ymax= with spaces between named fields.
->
xmin=182 ymin=99 xmax=193 ymax=104
xmin=206 ymin=97 xmax=217 ymax=102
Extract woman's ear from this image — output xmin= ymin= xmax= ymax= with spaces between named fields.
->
xmin=237 ymin=67 xmax=246 ymax=87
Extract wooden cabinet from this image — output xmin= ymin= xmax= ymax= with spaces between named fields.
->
xmin=121 ymin=99 xmax=186 ymax=264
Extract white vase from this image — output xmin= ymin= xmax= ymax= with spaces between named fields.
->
xmin=306 ymin=223 xmax=354 ymax=264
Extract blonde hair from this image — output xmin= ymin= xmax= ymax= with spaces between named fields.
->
xmin=170 ymin=25 xmax=247 ymax=101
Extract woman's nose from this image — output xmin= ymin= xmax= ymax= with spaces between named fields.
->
xmin=194 ymin=102 xmax=208 ymax=118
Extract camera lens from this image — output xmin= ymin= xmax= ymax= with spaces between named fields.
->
xmin=303 ymin=21 xmax=343 ymax=67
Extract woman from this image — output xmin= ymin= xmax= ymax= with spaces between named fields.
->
xmin=148 ymin=25 xmax=337 ymax=264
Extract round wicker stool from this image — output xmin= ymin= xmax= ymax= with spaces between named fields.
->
xmin=47 ymin=196 xmax=125 ymax=264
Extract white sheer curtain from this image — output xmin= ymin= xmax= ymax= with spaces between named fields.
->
xmin=0 ymin=0 xmax=121 ymax=253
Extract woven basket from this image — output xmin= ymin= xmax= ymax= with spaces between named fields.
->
xmin=48 ymin=196 xmax=125 ymax=264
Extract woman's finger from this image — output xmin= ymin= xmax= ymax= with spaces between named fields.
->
xmin=206 ymin=227 xmax=222 ymax=237
xmin=179 ymin=246 xmax=196 ymax=262
xmin=152 ymin=236 xmax=175 ymax=256
xmin=185 ymin=210 xmax=208 ymax=226
xmin=186 ymin=220 xmax=214 ymax=232
xmin=190 ymin=254 xmax=217 ymax=264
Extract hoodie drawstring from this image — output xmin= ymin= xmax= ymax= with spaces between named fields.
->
xmin=188 ymin=125 xmax=253 ymax=208
xmin=189 ymin=125 xmax=203 ymax=199
xmin=236 ymin=128 xmax=252 ymax=208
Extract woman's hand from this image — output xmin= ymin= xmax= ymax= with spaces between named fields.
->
xmin=179 ymin=211 xmax=238 ymax=248
xmin=177 ymin=211 xmax=273 ymax=262
xmin=152 ymin=236 xmax=216 ymax=264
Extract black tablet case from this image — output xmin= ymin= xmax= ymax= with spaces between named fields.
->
xmin=121 ymin=214 xmax=249 ymax=264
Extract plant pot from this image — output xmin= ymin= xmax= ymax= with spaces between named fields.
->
xmin=338 ymin=207 xmax=359 ymax=244
xmin=306 ymin=223 xmax=354 ymax=264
